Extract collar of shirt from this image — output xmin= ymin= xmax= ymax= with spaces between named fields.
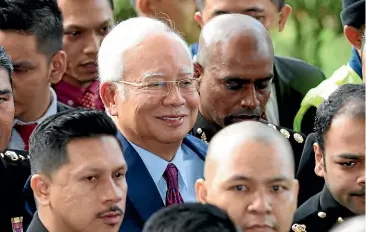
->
xmin=349 ymin=47 xmax=362 ymax=78
xmin=13 ymin=88 xmax=58 ymax=126
xmin=129 ymin=142 xmax=189 ymax=189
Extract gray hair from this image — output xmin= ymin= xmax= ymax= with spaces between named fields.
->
xmin=98 ymin=17 xmax=192 ymax=99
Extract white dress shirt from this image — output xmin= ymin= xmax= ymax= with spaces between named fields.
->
xmin=265 ymin=83 xmax=280 ymax=125
xmin=130 ymin=142 xmax=204 ymax=205
xmin=8 ymin=88 xmax=58 ymax=150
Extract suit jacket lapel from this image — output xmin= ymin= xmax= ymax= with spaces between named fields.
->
xmin=182 ymin=135 xmax=207 ymax=161
xmin=116 ymin=132 xmax=164 ymax=222
xmin=274 ymin=57 xmax=294 ymax=126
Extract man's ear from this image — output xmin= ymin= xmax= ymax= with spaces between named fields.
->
xmin=100 ymin=82 xmax=119 ymax=116
xmin=136 ymin=0 xmax=153 ymax=17
xmin=195 ymin=179 xmax=208 ymax=203
xmin=344 ymin=25 xmax=363 ymax=50
xmin=194 ymin=11 xmax=203 ymax=28
xmin=278 ymin=4 xmax=292 ymax=32
xmin=49 ymin=50 xmax=67 ymax=84
xmin=314 ymin=143 xmax=325 ymax=177
xmin=31 ymin=174 xmax=51 ymax=207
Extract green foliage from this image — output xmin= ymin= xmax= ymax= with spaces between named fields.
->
xmin=273 ymin=0 xmax=350 ymax=77
xmin=113 ymin=0 xmax=137 ymax=22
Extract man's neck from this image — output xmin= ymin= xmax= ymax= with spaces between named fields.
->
xmin=16 ymin=91 xmax=52 ymax=123
xmin=62 ymin=74 xmax=94 ymax=89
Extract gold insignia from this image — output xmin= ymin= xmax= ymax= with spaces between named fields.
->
xmin=27 ymin=155 xmax=30 ymax=159
xmin=4 ymin=151 xmax=18 ymax=161
xmin=200 ymin=132 xmax=208 ymax=144
xmin=0 ymin=153 xmax=4 ymax=158
xmin=318 ymin=212 xmax=326 ymax=218
xmin=18 ymin=155 xmax=25 ymax=160
xmin=197 ymin=128 xmax=202 ymax=134
xmin=337 ymin=217 xmax=344 ymax=223
xmin=292 ymin=223 xmax=307 ymax=232
xmin=280 ymin=129 xmax=290 ymax=139
xmin=294 ymin=133 xmax=304 ymax=143
xmin=267 ymin=123 xmax=277 ymax=130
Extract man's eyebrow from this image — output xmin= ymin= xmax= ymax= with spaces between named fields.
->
xmin=64 ymin=19 xmax=113 ymax=30
xmin=142 ymin=72 xmax=166 ymax=79
xmin=213 ymin=7 xmax=264 ymax=16
xmin=265 ymin=176 xmax=291 ymax=184
xmin=243 ymin=7 xmax=265 ymax=13
xmin=337 ymin=153 xmax=364 ymax=160
xmin=12 ymin=61 xmax=35 ymax=68
xmin=0 ymin=89 xmax=12 ymax=95
xmin=226 ymin=175 xmax=251 ymax=182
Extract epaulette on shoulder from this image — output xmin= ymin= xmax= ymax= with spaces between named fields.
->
xmin=264 ymin=121 xmax=305 ymax=144
xmin=0 ymin=150 xmax=29 ymax=161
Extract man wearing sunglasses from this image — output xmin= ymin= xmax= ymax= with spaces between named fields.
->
xmin=98 ymin=17 xmax=207 ymax=231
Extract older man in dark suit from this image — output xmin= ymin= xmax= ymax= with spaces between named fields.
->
xmin=98 ymin=17 xmax=208 ymax=231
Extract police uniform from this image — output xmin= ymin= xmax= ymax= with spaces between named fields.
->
xmin=0 ymin=149 xmax=31 ymax=232
xmin=291 ymin=186 xmax=356 ymax=232
xmin=190 ymin=112 xmax=306 ymax=172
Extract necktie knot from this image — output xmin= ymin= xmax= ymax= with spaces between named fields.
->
xmin=14 ymin=123 xmax=38 ymax=151
xmin=163 ymin=163 xmax=180 ymax=190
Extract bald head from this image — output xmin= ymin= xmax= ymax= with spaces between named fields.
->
xmin=197 ymin=14 xmax=273 ymax=66
xmin=205 ymin=121 xmax=295 ymax=180
xmin=195 ymin=121 xmax=299 ymax=232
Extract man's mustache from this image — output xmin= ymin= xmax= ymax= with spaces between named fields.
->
xmin=96 ymin=206 xmax=124 ymax=217
xmin=350 ymin=189 xmax=365 ymax=196
xmin=223 ymin=108 xmax=262 ymax=126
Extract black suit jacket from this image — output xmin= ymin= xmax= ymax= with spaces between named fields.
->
xmin=190 ymin=112 xmax=306 ymax=173
xmin=0 ymin=149 xmax=31 ymax=232
xmin=292 ymin=186 xmax=356 ymax=232
xmin=27 ymin=213 xmax=48 ymax=232
xmin=274 ymin=56 xmax=325 ymax=135
xmin=296 ymin=133 xmax=325 ymax=206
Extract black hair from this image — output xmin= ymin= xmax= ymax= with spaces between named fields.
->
xmin=29 ymin=108 xmax=120 ymax=176
xmin=0 ymin=0 xmax=63 ymax=59
xmin=195 ymin=0 xmax=285 ymax=11
xmin=0 ymin=45 xmax=13 ymax=86
xmin=143 ymin=203 xmax=238 ymax=232
xmin=315 ymin=84 xmax=365 ymax=153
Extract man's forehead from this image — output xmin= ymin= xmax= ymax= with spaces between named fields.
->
xmin=60 ymin=0 xmax=113 ymax=28
xmin=205 ymin=0 xmax=268 ymax=11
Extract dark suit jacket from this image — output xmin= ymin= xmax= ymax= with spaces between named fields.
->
xmin=26 ymin=213 xmax=48 ymax=232
xmin=292 ymin=186 xmax=355 ymax=232
xmin=191 ymin=113 xmax=306 ymax=173
xmin=0 ymin=149 xmax=30 ymax=232
xmin=296 ymin=133 xmax=325 ymax=206
xmin=274 ymin=56 xmax=325 ymax=135
xmin=117 ymin=132 xmax=207 ymax=232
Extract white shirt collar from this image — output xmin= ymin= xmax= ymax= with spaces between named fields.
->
xmin=129 ymin=142 xmax=189 ymax=189
xmin=13 ymin=88 xmax=58 ymax=126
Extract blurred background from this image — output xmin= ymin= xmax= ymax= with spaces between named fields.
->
xmin=113 ymin=0 xmax=348 ymax=78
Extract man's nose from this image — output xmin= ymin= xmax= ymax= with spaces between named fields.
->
xmin=102 ymin=179 xmax=125 ymax=204
xmin=247 ymin=191 xmax=272 ymax=214
xmin=83 ymin=33 xmax=101 ymax=55
xmin=240 ymin=85 xmax=259 ymax=109
xmin=162 ymin=84 xmax=186 ymax=107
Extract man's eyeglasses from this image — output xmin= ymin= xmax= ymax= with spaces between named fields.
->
xmin=114 ymin=78 xmax=200 ymax=95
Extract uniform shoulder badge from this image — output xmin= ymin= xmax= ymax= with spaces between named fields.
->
xmin=4 ymin=151 xmax=19 ymax=161
xmin=292 ymin=223 xmax=307 ymax=232
xmin=11 ymin=216 xmax=23 ymax=232
xmin=280 ymin=128 xmax=290 ymax=139
xmin=294 ymin=133 xmax=304 ymax=143
xmin=196 ymin=128 xmax=208 ymax=144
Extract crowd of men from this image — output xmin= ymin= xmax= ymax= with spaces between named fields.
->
xmin=0 ymin=0 xmax=365 ymax=231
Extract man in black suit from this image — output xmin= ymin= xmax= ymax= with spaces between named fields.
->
xmin=292 ymin=84 xmax=365 ymax=232
xmin=0 ymin=0 xmax=69 ymax=151
xmin=0 ymin=45 xmax=32 ymax=232
xmin=194 ymin=0 xmax=326 ymax=135
xmin=191 ymin=14 xmax=306 ymax=170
